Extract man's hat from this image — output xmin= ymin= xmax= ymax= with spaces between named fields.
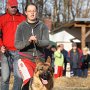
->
xmin=72 ymin=43 xmax=77 ymax=47
xmin=7 ymin=0 xmax=18 ymax=7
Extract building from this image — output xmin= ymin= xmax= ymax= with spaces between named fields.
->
xmin=50 ymin=18 xmax=90 ymax=50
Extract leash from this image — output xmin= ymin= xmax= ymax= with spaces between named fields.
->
xmin=31 ymin=28 xmax=39 ymax=59
xmin=4 ymin=51 xmax=13 ymax=71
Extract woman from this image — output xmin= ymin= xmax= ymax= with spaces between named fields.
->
xmin=15 ymin=3 xmax=49 ymax=90
xmin=81 ymin=47 xmax=90 ymax=78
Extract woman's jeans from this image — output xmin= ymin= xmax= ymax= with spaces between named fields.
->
xmin=1 ymin=51 xmax=22 ymax=90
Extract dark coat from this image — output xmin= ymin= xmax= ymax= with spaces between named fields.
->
xmin=69 ymin=49 xmax=82 ymax=69
xmin=81 ymin=54 xmax=90 ymax=69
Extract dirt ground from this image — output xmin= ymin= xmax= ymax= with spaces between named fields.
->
xmin=9 ymin=74 xmax=90 ymax=90
xmin=53 ymin=76 xmax=90 ymax=90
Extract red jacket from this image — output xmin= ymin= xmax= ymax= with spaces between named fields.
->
xmin=0 ymin=12 xmax=26 ymax=50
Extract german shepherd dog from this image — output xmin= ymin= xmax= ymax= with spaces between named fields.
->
xmin=31 ymin=57 xmax=54 ymax=90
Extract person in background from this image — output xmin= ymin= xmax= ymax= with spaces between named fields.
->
xmin=44 ymin=44 xmax=52 ymax=61
xmin=68 ymin=43 xmax=82 ymax=77
xmin=15 ymin=3 xmax=49 ymax=90
xmin=81 ymin=47 xmax=90 ymax=78
xmin=60 ymin=44 xmax=68 ymax=76
xmin=0 ymin=0 xmax=26 ymax=90
xmin=50 ymin=45 xmax=56 ymax=72
xmin=44 ymin=45 xmax=56 ymax=72
xmin=54 ymin=45 xmax=64 ymax=78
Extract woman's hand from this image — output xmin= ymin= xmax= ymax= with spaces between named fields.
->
xmin=28 ymin=35 xmax=37 ymax=43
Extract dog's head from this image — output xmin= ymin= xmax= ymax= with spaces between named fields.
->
xmin=34 ymin=56 xmax=53 ymax=85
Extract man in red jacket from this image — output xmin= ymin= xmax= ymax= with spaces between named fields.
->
xmin=0 ymin=0 xmax=26 ymax=90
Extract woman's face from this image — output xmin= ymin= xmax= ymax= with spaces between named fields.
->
xmin=72 ymin=46 xmax=77 ymax=50
xmin=25 ymin=5 xmax=37 ymax=21
xmin=83 ymin=50 xmax=88 ymax=55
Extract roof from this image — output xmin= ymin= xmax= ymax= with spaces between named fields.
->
xmin=75 ymin=18 xmax=90 ymax=23
xmin=51 ymin=18 xmax=90 ymax=34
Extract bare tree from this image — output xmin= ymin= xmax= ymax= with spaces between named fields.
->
xmin=35 ymin=0 xmax=44 ymax=18
xmin=57 ymin=0 xmax=90 ymax=22
xmin=26 ymin=0 xmax=90 ymax=25
xmin=81 ymin=0 xmax=90 ymax=18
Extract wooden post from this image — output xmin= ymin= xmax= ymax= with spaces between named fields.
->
xmin=74 ymin=23 xmax=87 ymax=49
xmin=81 ymin=26 xmax=86 ymax=49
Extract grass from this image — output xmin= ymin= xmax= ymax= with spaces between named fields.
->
xmin=53 ymin=76 xmax=90 ymax=90
xmin=10 ymin=74 xmax=90 ymax=90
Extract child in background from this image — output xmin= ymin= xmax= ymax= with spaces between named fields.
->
xmin=54 ymin=45 xmax=64 ymax=78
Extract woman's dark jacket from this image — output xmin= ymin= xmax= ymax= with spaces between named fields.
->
xmin=81 ymin=54 xmax=90 ymax=69
xmin=15 ymin=20 xmax=49 ymax=61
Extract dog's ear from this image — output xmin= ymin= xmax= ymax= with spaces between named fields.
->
xmin=46 ymin=56 xmax=51 ymax=65
xmin=35 ymin=57 xmax=41 ymax=65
